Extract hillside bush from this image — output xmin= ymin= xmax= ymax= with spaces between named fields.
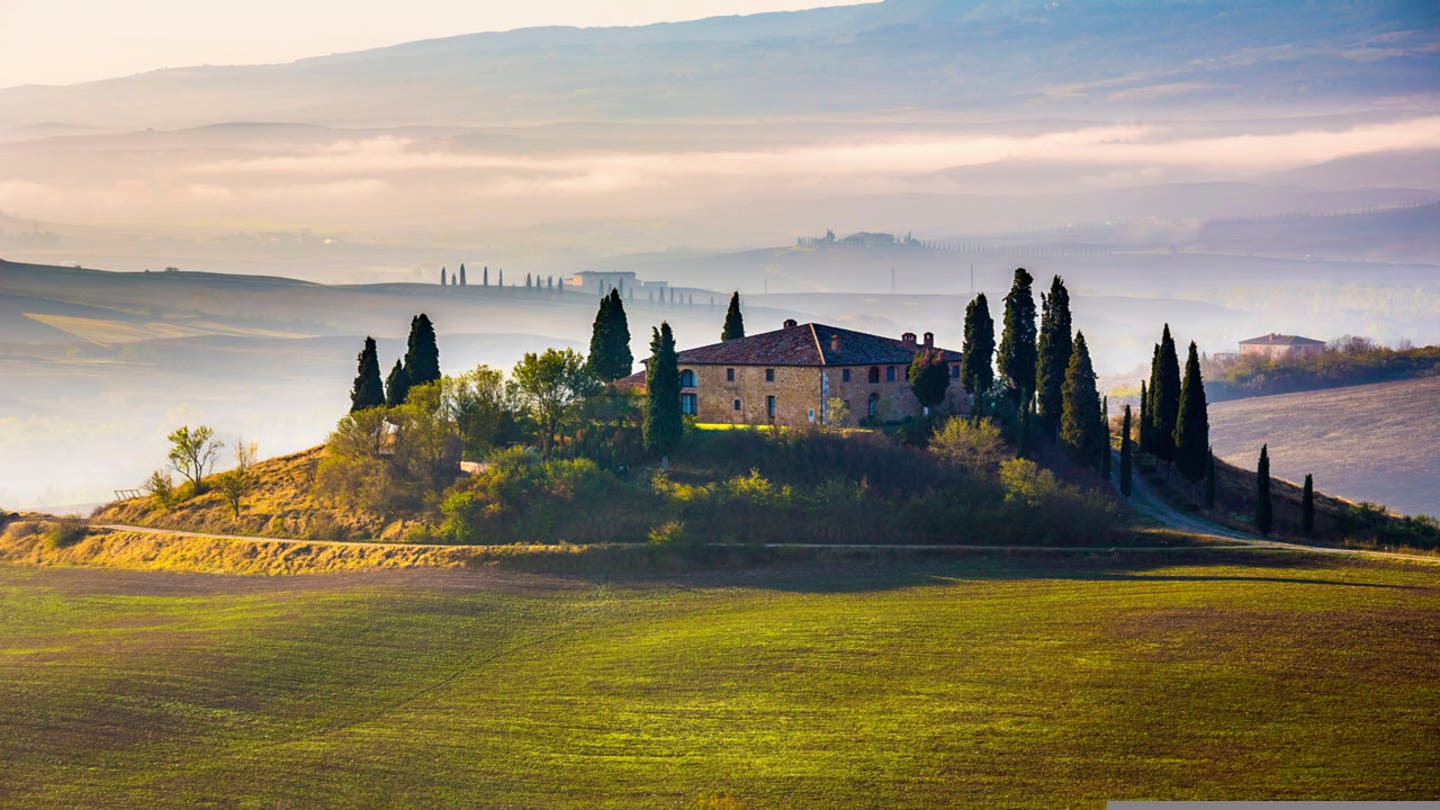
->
xmin=42 ymin=517 xmax=89 ymax=549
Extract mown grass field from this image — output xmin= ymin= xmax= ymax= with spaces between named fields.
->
xmin=1 ymin=553 xmax=1437 ymax=808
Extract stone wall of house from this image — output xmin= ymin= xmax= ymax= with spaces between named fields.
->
xmin=681 ymin=361 xmax=970 ymax=428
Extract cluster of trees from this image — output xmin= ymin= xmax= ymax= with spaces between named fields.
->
xmin=957 ymin=270 xmax=1109 ymax=474
xmin=436 ymin=263 xmax=570 ymax=292
xmin=349 ymin=314 xmax=442 ymax=412
xmin=1206 ymin=338 xmax=1439 ymax=400
xmin=142 ymin=426 xmax=259 ymax=516
xmin=1137 ymin=324 xmax=1211 ymax=482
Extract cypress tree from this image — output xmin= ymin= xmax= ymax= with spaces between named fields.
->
xmin=1204 ymin=447 xmax=1216 ymax=508
xmin=1035 ymin=275 xmax=1073 ymax=436
xmin=1302 ymin=474 xmax=1315 ymax=535
xmin=385 ymin=359 xmax=411 ymax=407
xmin=349 ymin=336 xmax=386 ymax=412
xmin=1256 ymin=444 xmax=1273 ymax=536
xmin=1173 ymin=340 xmax=1210 ymax=480
xmin=483 ymin=266 xmax=489 ymax=287
xmin=451 ymin=271 xmax=456 ymax=286
xmin=403 ymin=314 xmax=441 ymax=387
xmin=1060 ymin=332 xmax=1106 ymax=472
xmin=961 ymin=293 xmax=995 ymax=401
xmin=459 ymin=264 xmax=467 ymax=286
xmin=997 ymin=267 xmax=1037 ymax=402
xmin=1151 ymin=325 xmax=1182 ymax=463
xmin=526 ymin=273 xmax=533 ymax=289
xmin=1142 ymin=346 xmax=1159 ymax=454
xmin=644 ymin=322 xmax=683 ymax=460
xmin=721 ymin=292 xmax=745 ymax=341
xmin=588 ymin=289 xmax=633 ymax=381
xmin=1138 ymin=380 xmax=1149 ymax=456
xmin=440 ymin=266 xmax=447 ymax=286
xmin=587 ymin=293 xmax=612 ymax=377
xmin=499 ymin=269 xmax=504 ymax=286
xmin=1101 ymin=396 xmax=1111 ymax=478
xmin=1119 ymin=404 xmax=1133 ymax=496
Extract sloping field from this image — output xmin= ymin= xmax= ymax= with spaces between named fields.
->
xmin=0 ymin=555 xmax=1437 ymax=807
xmin=1210 ymin=376 xmax=1440 ymax=518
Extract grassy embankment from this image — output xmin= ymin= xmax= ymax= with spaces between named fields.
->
xmin=0 ymin=555 xmax=1436 ymax=807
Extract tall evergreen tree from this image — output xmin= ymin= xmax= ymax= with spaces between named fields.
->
xmin=1204 ymin=447 xmax=1217 ymax=508
xmin=1141 ymin=345 xmax=1159 ymax=454
xmin=349 ymin=337 xmax=386 ymax=412
xmin=459 ymin=264 xmax=467 ymax=286
xmin=1151 ymin=325 xmax=1182 ymax=463
xmin=721 ymin=292 xmax=745 ymax=341
xmin=1138 ymin=380 xmax=1149 ymax=456
xmin=960 ymin=293 xmax=995 ymax=400
xmin=1302 ymin=474 xmax=1315 ymax=535
xmin=1119 ymin=404 xmax=1133 ymax=497
xmin=588 ymin=289 xmax=633 ymax=381
xmin=451 ymin=271 xmax=456 ymax=286
xmin=499 ymin=269 xmax=504 ymax=286
xmin=385 ymin=358 xmax=410 ymax=407
xmin=1060 ymin=332 xmax=1106 ymax=472
xmin=644 ymin=322 xmax=683 ymax=460
xmin=1256 ymin=444 xmax=1273 ymax=536
xmin=1035 ymin=275 xmax=1073 ymax=436
xmin=1173 ymin=340 xmax=1210 ymax=480
xmin=403 ymin=313 xmax=441 ymax=387
xmin=526 ymin=273 xmax=533 ymax=289
xmin=1101 ymin=396 xmax=1111 ymax=478
xmin=997 ymin=267 xmax=1037 ymax=401
xmin=483 ymin=266 xmax=489 ymax=287
xmin=440 ymin=266 xmax=447 ymax=286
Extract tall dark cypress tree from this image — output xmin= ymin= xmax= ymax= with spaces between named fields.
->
xmin=403 ymin=314 xmax=441 ymax=387
xmin=587 ymin=293 xmax=613 ymax=377
xmin=1151 ymin=325 xmax=1182 ymax=464
xmin=1173 ymin=341 xmax=1210 ymax=480
xmin=1256 ymin=444 xmax=1273 ymax=536
xmin=1060 ymin=332 xmax=1106 ymax=472
xmin=385 ymin=358 xmax=411 ymax=407
xmin=350 ymin=337 xmax=386 ymax=412
xmin=1101 ymin=396 xmax=1111 ymax=478
xmin=997 ymin=267 xmax=1037 ymax=402
xmin=1119 ymin=404 xmax=1133 ymax=496
xmin=459 ymin=264 xmax=467 ymax=286
xmin=1302 ymin=474 xmax=1315 ymax=536
xmin=1138 ymin=380 xmax=1149 ymax=456
xmin=483 ymin=266 xmax=489 ymax=287
xmin=644 ymin=322 xmax=683 ymax=459
xmin=440 ymin=266 xmax=447 ymax=286
xmin=1142 ymin=345 xmax=1160 ymax=454
xmin=960 ymin=293 xmax=995 ymax=400
xmin=588 ymin=289 xmax=633 ymax=381
xmin=721 ymin=292 xmax=745 ymax=341
xmin=1035 ymin=275 xmax=1073 ymax=436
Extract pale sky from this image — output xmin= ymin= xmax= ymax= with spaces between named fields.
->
xmin=0 ymin=0 xmax=856 ymax=87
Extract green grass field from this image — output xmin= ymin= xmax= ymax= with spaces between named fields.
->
xmin=1 ymin=554 xmax=1437 ymax=807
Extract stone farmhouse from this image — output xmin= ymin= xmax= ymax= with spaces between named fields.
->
xmin=625 ymin=320 xmax=968 ymax=427
xmin=1238 ymin=333 xmax=1326 ymax=360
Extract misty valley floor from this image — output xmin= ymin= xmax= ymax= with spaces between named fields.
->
xmin=1 ymin=555 xmax=1437 ymax=807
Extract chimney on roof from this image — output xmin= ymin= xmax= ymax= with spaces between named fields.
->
xmin=902 ymin=332 xmax=916 ymax=346
xmin=830 ymin=333 xmax=840 ymax=353
xmin=923 ymin=331 xmax=934 ymax=348
xmin=783 ymin=318 xmax=798 ymax=328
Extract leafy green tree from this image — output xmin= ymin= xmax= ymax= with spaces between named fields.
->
xmin=997 ymin=267 xmax=1037 ymax=402
xmin=721 ymin=292 xmax=745 ymax=341
xmin=215 ymin=439 xmax=258 ymax=517
xmin=1035 ymin=275 xmax=1073 ymax=436
xmin=1256 ymin=444 xmax=1273 ymax=536
xmin=1119 ymin=404 xmax=1133 ymax=497
xmin=908 ymin=347 xmax=950 ymax=414
xmin=1060 ymin=332 xmax=1106 ymax=472
xmin=403 ymin=313 xmax=441 ymax=387
xmin=1150 ymin=325 xmax=1182 ymax=463
xmin=960 ymin=293 xmax=995 ymax=401
xmin=445 ymin=366 xmax=510 ymax=460
xmin=1173 ymin=340 xmax=1210 ymax=480
xmin=511 ymin=348 xmax=601 ymax=458
xmin=1204 ymin=447 xmax=1216 ymax=508
xmin=392 ymin=381 xmax=460 ymax=483
xmin=644 ymin=322 xmax=684 ymax=460
xmin=1302 ymin=473 xmax=1315 ymax=535
xmin=167 ymin=425 xmax=222 ymax=495
xmin=349 ymin=336 xmax=386 ymax=412
xmin=587 ymin=289 xmax=633 ymax=381
xmin=385 ymin=358 xmax=411 ymax=407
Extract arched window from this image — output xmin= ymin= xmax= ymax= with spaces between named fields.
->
xmin=867 ymin=392 xmax=879 ymax=419
xmin=867 ymin=366 xmax=880 ymax=384
xmin=679 ymin=369 xmax=696 ymax=388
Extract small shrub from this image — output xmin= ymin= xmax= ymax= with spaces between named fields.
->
xmin=648 ymin=520 xmax=692 ymax=547
xmin=43 ymin=517 xmax=89 ymax=549
xmin=144 ymin=469 xmax=177 ymax=509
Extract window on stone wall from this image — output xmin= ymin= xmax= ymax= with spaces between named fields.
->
xmin=842 ymin=369 xmax=851 ymax=382
xmin=766 ymin=395 xmax=776 ymax=419
xmin=886 ymin=366 xmax=896 ymax=382
xmin=950 ymin=364 xmax=960 ymax=379
xmin=680 ymin=369 xmax=696 ymax=388
xmin=765 ymin=368 xmax=775 ymax=382
xmin=681 ymin=393 xmax=697 ymax=415
xmin=733 ymin=399 xmax=741 ymax=411
xmin=867 ymin=392 xmax=879 ymax=418
xmin=868 ymin=366 xmax=880 ymax=384
xmin=726 ymin=368 xmax=735 ymax=381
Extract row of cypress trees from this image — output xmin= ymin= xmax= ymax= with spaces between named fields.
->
xmin=436 ymin=264 xmax=567 ymax=291
xmin=1138 ymin=324 xmax=1210 ymax=481
xmin=348 ymin=314 xmax=441 ymax=411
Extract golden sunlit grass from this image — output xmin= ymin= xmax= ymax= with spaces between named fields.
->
xmin=22 ymin=312 xmax=309 ymax=346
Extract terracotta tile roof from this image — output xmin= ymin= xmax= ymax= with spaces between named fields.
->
xmin=674 ymin=322 xmax=961 ymax=367
xmin=1239 ymin=333 xmax=1326 ymax=346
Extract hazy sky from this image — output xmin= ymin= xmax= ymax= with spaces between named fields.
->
xmin=0 ymin=0 xmax=855 ymax=87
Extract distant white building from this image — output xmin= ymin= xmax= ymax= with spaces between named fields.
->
xmin=1238 ymin=333 xmax=1326 ymax=360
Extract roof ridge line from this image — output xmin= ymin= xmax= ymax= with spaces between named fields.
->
xmin=807 ymin=323 xmax=828 ymax=366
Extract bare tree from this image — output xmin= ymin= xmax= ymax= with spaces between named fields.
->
xmin=215 ymin=439 xmax=258 ymax=517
